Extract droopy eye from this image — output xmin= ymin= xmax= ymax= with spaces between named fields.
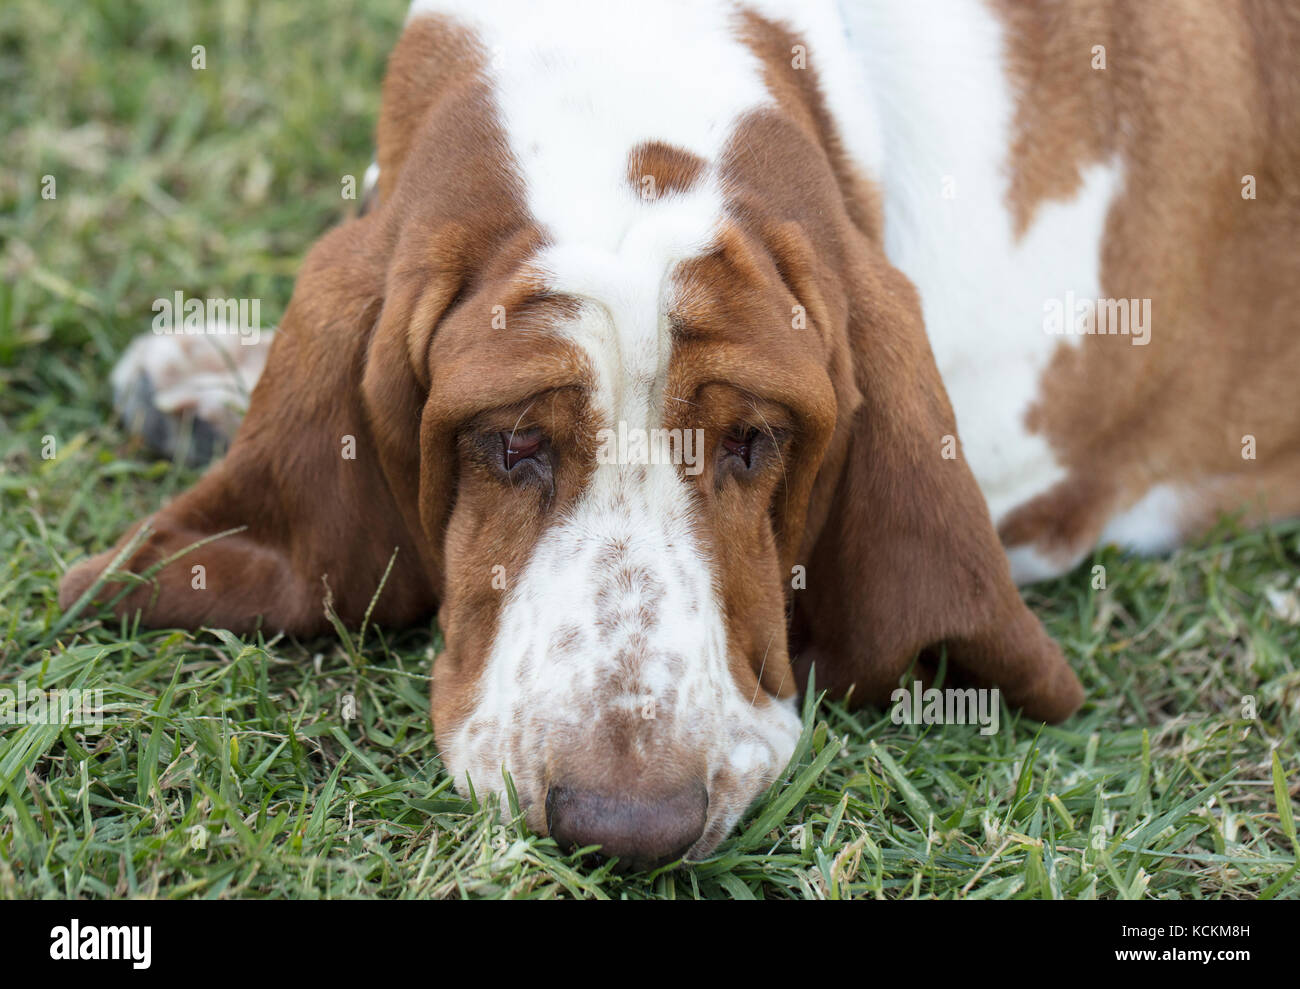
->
xmin=501 ymin=429 xmax=544 ymax=470
xmin=721 ymin=427 xmax=759 ymax=468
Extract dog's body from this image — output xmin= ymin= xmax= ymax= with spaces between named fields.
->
xmin=63 ymin=0 xmax=1300 ymax=867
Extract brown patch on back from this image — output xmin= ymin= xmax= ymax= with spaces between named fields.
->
xmin=993 ymin=0 xmax=1300 ymax=557
xmin=625 ymin=141 xmax=706 ymax=199
xmin=993 ymin=0 xmax=1121 ymax=237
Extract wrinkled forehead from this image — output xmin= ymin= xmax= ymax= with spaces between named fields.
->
xmin=400 ymin=2 xmax=840 ymax=423
xmin=439 ymin=0 xmax=769 ymax=404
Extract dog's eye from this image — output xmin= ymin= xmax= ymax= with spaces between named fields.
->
xmin=501 ymin=429 xmax=544 ymax=470
xmin=721 ymin=427 xmax=759 ymax=468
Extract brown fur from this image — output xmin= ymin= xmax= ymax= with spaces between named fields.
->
xmin=994 ymin=0 xmax=1300 ymax=561
xmin=59 ymin=6 xmax=1103 ymax=794
xmin=625 ymin=141 xmax=707 ymax=199
xmin=716 ymin=12 xmax=1083 ymax=719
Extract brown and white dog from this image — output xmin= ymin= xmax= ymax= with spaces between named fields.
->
xmin=60 ymin=0 xmax=1300 ymax=868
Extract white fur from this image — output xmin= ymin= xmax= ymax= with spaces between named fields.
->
xmin=445 ymin=320 xmax=804 ymax=847
xmin=1008 ymin=485 xmax=1194 ymax=582
xmin=1099 ymin=483 xmax=1191 ymax=554
xmin=409 ymin=0 xmax=770 ymax=257
xmin=1006 ymin=544 xmax=1086 ymax=586
xmin=409 ymin=0 xmax=802 ymax=850
xmin=404 ymin=0 xmax=1141 ymax=842
xmin=837 ymin=1 xmax=1123 ymax=532
xmin=112 ymin=329 xmax=273 ymax=437
xmin=113 ymin=1 xmax=1183 ymax=851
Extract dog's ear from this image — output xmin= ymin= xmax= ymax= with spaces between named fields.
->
xmin=58 ymin=216 xmax=440 ymax=636
xmin=794 ymin=239 xmax=1084 ymax=723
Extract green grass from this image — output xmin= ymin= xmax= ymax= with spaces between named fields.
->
xmin=2 ymin=0 xmax=1298 ymax=900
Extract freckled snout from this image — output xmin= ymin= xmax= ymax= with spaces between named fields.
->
xmin=545 ymin=781 xmax=708 ymax=871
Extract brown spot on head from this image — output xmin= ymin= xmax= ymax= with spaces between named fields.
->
xmin=625 ymin=140 xmax=706 ymax=201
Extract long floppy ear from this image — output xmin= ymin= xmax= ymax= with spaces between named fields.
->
xmin=58 ymin=217 xmax=438 ymax=636
xmin=793 ymin=243 xmax=1084 ymax=723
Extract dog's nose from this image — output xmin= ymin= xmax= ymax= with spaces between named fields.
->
xmin=545 ymin=782 xmax=708 ymax=870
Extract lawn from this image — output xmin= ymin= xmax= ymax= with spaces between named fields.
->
xmin=1 ymin=0 xmax=1297 ymax=900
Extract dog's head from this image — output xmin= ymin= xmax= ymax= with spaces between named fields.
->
xmin=61 ymin=11 xmax=1082 ymax=867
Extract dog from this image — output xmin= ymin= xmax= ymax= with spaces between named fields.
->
xmin=59 ymin=0 xmax=1300 ymax=868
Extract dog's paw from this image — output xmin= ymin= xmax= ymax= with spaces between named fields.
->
xmin=111 ymin=329 xmax=274 ymax=465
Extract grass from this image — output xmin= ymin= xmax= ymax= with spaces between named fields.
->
xmin=2 ymin=0 xmax=1298 ymax=900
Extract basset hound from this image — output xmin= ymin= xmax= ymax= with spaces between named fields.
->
xmin=60 ymin=0 xmax=1300 ymax=868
